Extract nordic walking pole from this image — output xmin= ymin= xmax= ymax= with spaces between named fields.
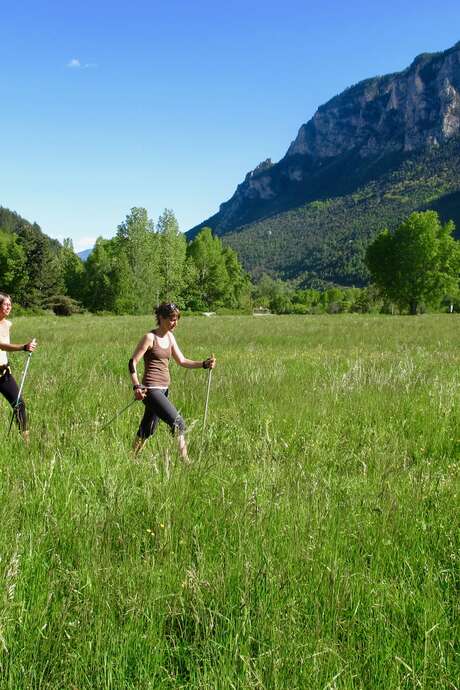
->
xmin=203 ymin=353 xmax=214 ymax=428
xmin=94 ymin=398 xmax=138 ymax=435
xmin=81 ymin=397 xmax=139 ymax=449
xmin=8 ymin=350 xmax=33 ymax=435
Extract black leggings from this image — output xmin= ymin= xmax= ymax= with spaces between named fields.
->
xmin=0 ymin=370 xmax=28 ymax=431
xmin=137 ymin=388 xmax=186 ymax=440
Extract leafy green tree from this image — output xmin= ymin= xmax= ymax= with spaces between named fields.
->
xmin=322 ymin=287 xmax=343 ymax=311
xmin=252 ymin=274 xmax=294 ymax=313
xmin=366 ymin=211 xmax=460 ymax=314
xmin=270 ymin=291 xmax=293 ymax=314
xmin=186 ymin=228 xmax=231 ymax=308
xmin=0 ymin=230 xmax=28 ymax=301
xmin=82 ymin=238 xmax=120 ymax=312
xmin=59 ymin=238 xmax=85 ymax=300
xmin=292 ymin=288 xmax=321 ymax=309
xmin=156 ymin=209 xmax=186 ymax=303
xmin=180 ymin=256 xmax=202 ymax=311
xmin=351 ymin=285 xmax=382 ymax=313
xmin=112 ymin=251 xmax=139 ymax=314
xmin=251 ymin=273 xmax=276 ymax=309
xmin=116 ymin=207 xmax=160 ymax=313
xmin=222 ymin=245 xmax=250 ymax=308
xmin=15 ymin=223 xmax=64 ymax=307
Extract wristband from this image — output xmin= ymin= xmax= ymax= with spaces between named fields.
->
xmin=23 ymin=344 xmax=27 ymax=352
xmin=202 ymin=360 xmax=206 ymax=369
xmin=133 ymin=384 xmax=143 ymax=390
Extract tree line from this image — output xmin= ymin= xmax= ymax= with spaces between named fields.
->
xmin=0 ymin=207 xmax=250 ymax=314
xmin=253 ymin=211 xmax=460 ymax=315
xmin=225 ymin=136 xmax=460 ymax=288
xmin=1 ymin=204 xmax=460 ymax=316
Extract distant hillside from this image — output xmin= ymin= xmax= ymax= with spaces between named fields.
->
xmin=224 ymin=138 xmax=460 ymax=286
xmin=188 ymin=41 xmax=460 ymax=286
xmin=77 ymin=248 xmax=92 ymax=261
xmin=0 ymin=206 xmax=61 ymax=252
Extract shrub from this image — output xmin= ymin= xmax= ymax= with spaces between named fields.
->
xmin=44 ymin=295 xmax=83 ymax=316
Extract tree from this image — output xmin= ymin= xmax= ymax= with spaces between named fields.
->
xmin=156 ymin=209 xmax=186 ymax=303
xmin=116 ymin=207 xmax=160 ymax=313
xmin=59 ymin=238 xmax=85 ymax=300
xmin=222 ymin=245 xmax=250 ymax=308
xmin=15 ymin=223 xmax=64 ymax=307
xmin=44 ymin=294 xmax=83 ymax=316
xmin=82 ymin=238 xmax=120 ymax=312
xmin=0 ymin=231 xmax=28 ymax=302
xmin=365 ymin=211 xmax=460 ymax=314
xmin=322 ymin=287 xmax=344 ymax=313
xmin=186 ymin=228 xmax=231 ymax=308
xmin=252 ymin=274 xmax=293 ymax=313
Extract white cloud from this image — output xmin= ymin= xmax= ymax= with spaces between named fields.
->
xmin=66 ymin=58 xmax=97 ymax=70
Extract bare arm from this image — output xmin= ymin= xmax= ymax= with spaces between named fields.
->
xmin=0 ymin=338 xmax=37 ymax=353
xmin=129 ymin=333 xmax=153 ymax=395
xmin=170 ymin=334 xmax=216 ymax=369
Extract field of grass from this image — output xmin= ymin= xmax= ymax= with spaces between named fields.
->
xmin=1 ymin=314 xmax=459 ymax=689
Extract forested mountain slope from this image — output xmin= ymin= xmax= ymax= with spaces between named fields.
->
xmin=188 ymin=41 xmax=460 ymax=286
xmin=0 ymin=206 xmax=65 ymax=305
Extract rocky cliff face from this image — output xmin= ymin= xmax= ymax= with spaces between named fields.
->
xmin=189 ymin=41 xmax=460 ymax=237
xmin=287 ymin=43 xmax=460 ymax=160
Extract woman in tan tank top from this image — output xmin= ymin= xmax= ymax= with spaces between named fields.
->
xmin=129 ymin=302 xmax=216 ymax=461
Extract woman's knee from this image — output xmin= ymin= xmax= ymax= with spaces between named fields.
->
xmin=172 ymin=414 xmax=186 ymax=435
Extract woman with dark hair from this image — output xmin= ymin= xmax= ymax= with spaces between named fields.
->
xmin=129 ymin=302 xmax=216 ymax=461
xmin=0 ymin=292 xmax=37 ymax=441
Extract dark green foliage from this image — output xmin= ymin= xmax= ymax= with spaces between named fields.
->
xmin=366 ymin=211 xmax=460 ymax=314
xmin=0 ymin=207 xmax=63 ymax=307
xmin=0 ymin=205 xmax=251 ymax=315
xmin=222 ymin=245 xmax=252 ymax=309
xmin=80 ymin=214 xmax=249 ymax=314
xmin=156 ymin=208 xmax=187 ymax=303
xmin=0 ymin=230 xmax=27 ymax=302
xmin=44 ymin=294 xmax=83 ymax=316
xmin=186 ymin=228 xmax=250 ymax=310
xmin=252 ymin=278 xmax=388 ymax=315
xmin=59 ymin=239 xmax=85 ymax=300
xmin=195 ymin=137 xmax=460 ymax=288
xmin=82 ymin=237 xmax=123 ymax=313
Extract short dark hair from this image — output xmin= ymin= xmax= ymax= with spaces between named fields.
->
xmin=155 ymin=302 xmax=180 ymax=323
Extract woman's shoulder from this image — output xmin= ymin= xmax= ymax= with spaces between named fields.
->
xmin=143 ymin=331 xmax=155 ymax=346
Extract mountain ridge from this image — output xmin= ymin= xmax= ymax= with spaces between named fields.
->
xmin=188 ymin=41 xmax=460 ymax=285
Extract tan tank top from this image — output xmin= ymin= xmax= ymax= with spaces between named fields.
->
xmin=0 ymin=320 xmax=11 ymax=366
xmin=142 ymin=332 xmax=172 ymax=388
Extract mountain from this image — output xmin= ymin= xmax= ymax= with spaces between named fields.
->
xmin=188 ymin=41 xmax=460 ymax=286
xmin=77 ymin=248 xmax=92 ymax=261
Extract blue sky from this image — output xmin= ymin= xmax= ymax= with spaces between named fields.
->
xmin=1 ymin=0 xmax=459 ymax=251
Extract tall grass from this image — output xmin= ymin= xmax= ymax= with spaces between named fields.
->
xmin=0 ymin=314 xmax=459 ymax=689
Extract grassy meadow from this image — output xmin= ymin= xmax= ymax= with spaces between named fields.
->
xmin=1 ymin=313 xmax=459 ymax=689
